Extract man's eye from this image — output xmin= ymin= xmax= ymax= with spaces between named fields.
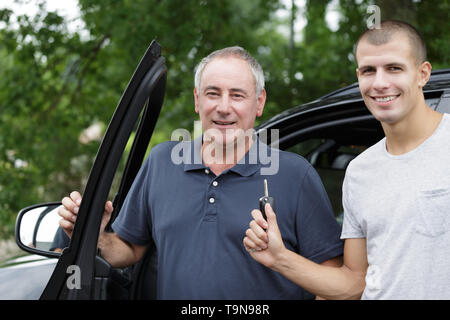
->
xmin=388 ymin=66 xmax=401 ymax=71
xmin=362 ymin=69 xmax=374 ymax=74
xmin=206 ymin=92 xmax=219 ymax=96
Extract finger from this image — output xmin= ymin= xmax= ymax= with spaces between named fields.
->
xmin=265 ymin=203 xmax=280 ymax=233
xmin=104 ymin=201 xmax=114 ymax=214
xmin=249 ymin=220 xmax=269 ymax=243
xmin=70 ymin=191 xmax=82 ymax=206
xmin=103 ymin=201 xmax=114 ymax=223
xmin=58 ymin=205 xmax=77 ymax=222
xmin=101 ymin=201 xmax=113 ymax=228
xmin=59 ymin=218 xmax=74 ymax=238
xmin=243 ymin=236 xmax=263 ymax=253
xmin=251 ymin=209 xmax=268 ymax=229
xmin=59 ymin=218 xmax=74 ymax=230
xmin=61 ymin=196 xmax=79 ymax=214
xmin=245 ymin=228 xmax=268 ymax=249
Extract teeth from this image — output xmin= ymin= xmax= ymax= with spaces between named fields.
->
xmin=214 ymin=121 xmax=234 ymax=125
xmin=375 ymin=96 xmax=397 ymax=102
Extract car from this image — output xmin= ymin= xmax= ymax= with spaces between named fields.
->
xmin=1 ymin=40 xmax=449 ymax=300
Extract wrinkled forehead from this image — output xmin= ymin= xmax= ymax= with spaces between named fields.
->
xmin=200 ymin=56 xmax=255 ymax=89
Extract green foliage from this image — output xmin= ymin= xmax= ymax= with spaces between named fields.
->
xmin=0 ymin=0 xmax=448 ymax=239
xmin=77 ymin=0 xmax=282 ymax=129
xmin=0 ymin=3 xmax=105 ymax=237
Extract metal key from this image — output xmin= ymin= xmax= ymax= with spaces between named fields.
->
xmin=259 ymin=179 xmax=275 ymax=223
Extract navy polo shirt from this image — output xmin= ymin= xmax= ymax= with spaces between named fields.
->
xmin=112 ymin=137 xmax=343 ymax=299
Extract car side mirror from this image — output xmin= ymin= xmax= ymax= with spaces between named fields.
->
xmin=15 ymin=203 xmax=68 ymax=258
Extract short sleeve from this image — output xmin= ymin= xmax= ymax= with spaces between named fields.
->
xmin=296 ymin=166 xmax=344 ymax=263
xmin=340 ymin=170 xmax=365 ymax=239
xmin=112 ymin=157 xmax=153 ymax=246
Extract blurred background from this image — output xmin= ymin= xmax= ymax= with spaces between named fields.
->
xmin=0 ymin=0 xmax=448 ymax=245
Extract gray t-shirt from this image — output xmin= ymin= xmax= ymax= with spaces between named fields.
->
xmin=341 ymin=113 xmax=450 ymax=300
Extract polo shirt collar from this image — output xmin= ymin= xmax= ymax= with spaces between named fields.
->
xmin=183 ymin=135 xmax=265 ymax=177
xmin=183 ymin=136 xmax=206 ymax=171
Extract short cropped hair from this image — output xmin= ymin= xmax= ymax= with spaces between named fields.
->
xmin=355 ymin=20 xmax=427 ymax=65
xmin=194 ymin=46 xmax=265 ymax=97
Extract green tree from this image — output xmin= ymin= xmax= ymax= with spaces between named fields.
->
xmin=0 ymin=0 xmax=281 ymax=238
xmin=0 ymin=0 xmax=448 ymax=239
xmin=0 ymin=5 xmax=102 ymax=236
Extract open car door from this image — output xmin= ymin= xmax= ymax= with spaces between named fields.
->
xmin=40 ymin=40 xmax=166 ymax=300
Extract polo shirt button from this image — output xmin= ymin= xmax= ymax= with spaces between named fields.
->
xmin=209 ymin=197 xmax=215 ymax=204
xmin=205 ymin=169 xmax=210 ymax=174
xmin=212 ymin=181 xmax=218 ymax=187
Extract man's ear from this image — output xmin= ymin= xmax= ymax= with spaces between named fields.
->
xmin=256 ymin=88 xmax=267 ymax=117
xmin=194 ymin=88 xmax=199 ymax=114
xmin=356 ymin=67 xmax=360 ymax=80
xmin=418 ymin=61 xmax=432 ymax=88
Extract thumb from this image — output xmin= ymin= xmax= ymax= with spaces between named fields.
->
xmin=265 ymin=203 xmax=280 ymax=233
xmin=104 ymin=200 xmax=114 ymax=215
xmin=101 ymin=201 xmax=113 ymax=231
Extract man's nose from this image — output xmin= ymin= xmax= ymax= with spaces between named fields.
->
xmin=372 ymin=69 xmax=390 ymax=90
xmin=216 ymin=95 xmax=231 ymax=114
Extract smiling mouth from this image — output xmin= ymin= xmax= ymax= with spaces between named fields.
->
xmin=213 ymin=120 xmax=236 ymax=126
xmin=371 ymin=95 xmax=400 ymax=103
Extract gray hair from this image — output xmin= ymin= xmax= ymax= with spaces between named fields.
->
xmin=194 ymin=46 xmax=265 ymax=97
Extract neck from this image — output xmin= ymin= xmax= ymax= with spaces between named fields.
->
xmin=202 ymin=137 xmax=253 ymax=176
xmin=383 ymin=104 xmax=443 ymax=155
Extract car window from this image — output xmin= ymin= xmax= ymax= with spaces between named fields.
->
xmin=435 ymin=91 xmax=450 ymax=114
xmin=287 ymin=139 xmax=368 ymax=225
xmin=108 ymin=104 xmax=148 ymax=203
xmin=106 ymin=98 xmax=158 ymax=229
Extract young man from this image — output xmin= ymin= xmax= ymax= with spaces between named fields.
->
xmin=244 ymin=20 xmax=450 ymax=299
xmin=58 ymin=46 xmax=343 ymax=299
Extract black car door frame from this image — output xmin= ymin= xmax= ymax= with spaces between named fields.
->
xmin=40 ymin=40 xmax=166 ymax=300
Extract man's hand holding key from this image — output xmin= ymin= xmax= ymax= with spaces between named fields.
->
xmin=243 ymin=180 xmax=286 ymax=269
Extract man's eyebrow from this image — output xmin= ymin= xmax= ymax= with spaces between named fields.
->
xmin=385 ymin=62 xmax=407 ymax=68
xmin=203 ymin=86 xmax=249 ymax=95
xmin=357 ymin=65 xmax=375 ymax=70
xmin=203 ymin=85 xmax=221 ymax=93
xmin=229 ymin=88 xmax=248 ymax=95
xmin=358 ymin=62 xmax=407 ymax=70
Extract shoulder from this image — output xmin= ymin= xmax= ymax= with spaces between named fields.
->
xmin=145 ymin=140 xmax=185 ymax=163
xmin=263 ymin=142 xmax=312 ymax=169
xmin=441 ymin=113 xmax=450 ymax=134
xmin=346 ymin=138 xmax=385 ymax=174
xmin=278 ymin=148 xmax=311 ymax=166
xmin=270 ymin=147 xmax=317 ymax=181
xmin=149 ymin=140 xmax=179 ymax=155
xmin=139 ymin=141 xmax=181 ymax=172
xmin=263 ymin=142 xmax=313 ymax=171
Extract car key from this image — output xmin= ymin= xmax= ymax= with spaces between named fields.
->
xmin=259 ymin=179 xmax=275 ymax=224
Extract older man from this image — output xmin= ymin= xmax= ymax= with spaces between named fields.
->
xmin=59 ymin=46 xmax=343 ymax=299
